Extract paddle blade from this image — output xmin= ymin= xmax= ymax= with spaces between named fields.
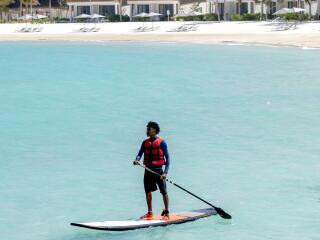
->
xmin=215 ymin=207 xmax=232 ymax=219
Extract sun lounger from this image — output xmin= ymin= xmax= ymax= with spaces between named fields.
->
xmin=167 ymin=24 xmax=198 ymax=32
xmin=131 ymin=26 xmax=145 ymax=32
xmin=92 ymin=27 xmax=100 ymax=32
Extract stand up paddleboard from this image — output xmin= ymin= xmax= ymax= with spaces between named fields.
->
xmin=70 ymin=208 xmax=217 ymax=231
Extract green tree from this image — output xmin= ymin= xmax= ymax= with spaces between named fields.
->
xmin=0 ymin=0 xmax=13 ymax=20
xmin=19 ymin=0 xmax=39 ymax=16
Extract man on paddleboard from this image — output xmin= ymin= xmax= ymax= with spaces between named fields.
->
xmin=133 ymin=121 xmax=170 ymax=220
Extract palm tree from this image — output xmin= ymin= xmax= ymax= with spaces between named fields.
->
xmin=0 ymin=0 xmax=13 ymax=20
xmin=305 ymin=0 xmax=311 ymax=18
xmin=237 ymin=0 xmax=241 ymax=15
xmin=260 ymin=0 xmax=264 ymax=20
xmin=215 ymin=0 xmax=220 ymax=21
xmin=223 ymin=0 xmax=226 ymax=20
xmin=49 ymin=0 xmax=51 ymax=17
xmin=316 ymin=0 xmax=320 ymax=19
xmin=18 ymin=0 xmax=38 ymax=15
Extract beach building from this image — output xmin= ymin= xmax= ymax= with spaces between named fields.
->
xmin=66 ymin=0 xmax=200 ymax=19
xmin=65 ymin=0 xmax=320 ymax=19
xmin=127 ymin=0 xmax=179 ymax=20
xmin=66 ymin=0 xmax=126 ymax=18
xmin=203 ymin=0 xmax=319 ymax=19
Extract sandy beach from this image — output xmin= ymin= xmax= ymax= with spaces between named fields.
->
xmin=1 ymin=21 xmax=320 ymax=48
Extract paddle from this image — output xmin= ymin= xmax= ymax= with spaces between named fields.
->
xmin=137 ymin=163 xmax=232 ymax=219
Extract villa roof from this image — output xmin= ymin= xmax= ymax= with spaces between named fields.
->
xmin=66 ymin=0 xmax=121 ymax=2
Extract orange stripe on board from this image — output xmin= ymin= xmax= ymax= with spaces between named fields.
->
xmin=143 ymin=215 xmax=187 ymax=222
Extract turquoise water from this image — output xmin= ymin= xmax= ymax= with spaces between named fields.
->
xmin=1 ymin=42 xmax=320 ymax=240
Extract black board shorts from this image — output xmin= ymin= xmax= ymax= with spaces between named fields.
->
xmin=144 ymin=168 xmax=167 ymax=194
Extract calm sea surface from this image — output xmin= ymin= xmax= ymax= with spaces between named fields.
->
xmin=0 ymin=42 xmax=319 ymax=240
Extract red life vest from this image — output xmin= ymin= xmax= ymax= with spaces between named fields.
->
xmin=143 ymin=137 xmax=165 ymax=167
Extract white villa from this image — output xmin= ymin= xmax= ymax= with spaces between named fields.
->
xmin=66 ymin=0 xmax=194 ymax=18
xmin=204 ymin=0 xmax=319 ymax=19
xmin=66 ymin=0 xmax=320 ymax=19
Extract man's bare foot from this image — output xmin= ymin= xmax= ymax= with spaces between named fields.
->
xmin=161 ymin=209 xmax=170 ymax=220
xmin=140 ymin=211 xmax=153 ymax=219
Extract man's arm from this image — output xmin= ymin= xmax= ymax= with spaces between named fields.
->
xmin=160 ymin=141 xmax=170 ymax=174
xmin=134 ymin=141 xmax=145 ymax=162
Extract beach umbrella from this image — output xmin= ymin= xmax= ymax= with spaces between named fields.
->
xmin=18 ymin=14 xmax=33 ymax=20
xmin=272 ymin=8 xmax=291 ymax=15
xmin=74 ymin=14 xmax=91 ymax=29
xmin=18 ymin=14 xmax=33 ymax=29
xmin=148 ymin=12 xmax=162 ymax=17
xmin=174 ymin=11 xmax=202 ymax=26
xmin=33 ymin=14 xmax=47 ymax=29
xmin=90 ymin=13 xmax=105 ymax=19
xmin=175 ymin=11 xmax=203 ymax=17
xmin=133 ymin=12 xmax=149 ymax=18
xmin=133 ymin=12 xmax=149 ymax=28
xmin=90 ymin=14 xmax=105 ymax=27
xmin=147 ymin=12 xmax=162 ymax=29
xmin=292 ymin=7 xmax=305 ymax=13
xmin=74 ymin=14 xmax=91 ymax=19
xmin=34 ymin=14 xmax=47 ymax=19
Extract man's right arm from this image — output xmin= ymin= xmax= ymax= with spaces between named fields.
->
xmin=133 ymin=141 xmax=144 ymax=165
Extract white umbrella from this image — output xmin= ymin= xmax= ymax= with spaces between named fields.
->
xmin=273 ymin=8 xmax=290 ymax=15
xmin=74 ymin=14 xmax=91 ymax=30
xmin=33 ymin=14 xmax=47 ymax=19
xmin=292 ymin=7 xmax=305 ymax=13
xmin=175 ymin=11 xmax=203 ymax=17
xmin=174 ymin=11 xmax=202 ymax=26
xmin=133 ymin=12 xmax=149 ymax=28
xmin=148 ymin=12 xmax=162 ymax=17
xmin=133 ymin=12 xmax=149 ymax=18
xmin=18 ymin=15 xmax=33 ymax=29
xmin=33 ymin=14 xmax=47 ymax=29
xmin=90 ymin=14 xmax=105 ymax=27
xmin=74 ymin=14 xmax=91 ymax=19
xmin=147 ymin=12 xmax=162 ymax=29
xmin=18 ymin=14 xmax=33 ymax=20
xmin=90 ymin=13 xmax=105 ymax=19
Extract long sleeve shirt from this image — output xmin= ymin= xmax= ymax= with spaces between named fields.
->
xmin=135 ymin=138 xmax=170 ymax=173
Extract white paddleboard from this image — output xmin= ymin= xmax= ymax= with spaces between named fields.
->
xmin=70 ymin=208 xmax=217 ymax=231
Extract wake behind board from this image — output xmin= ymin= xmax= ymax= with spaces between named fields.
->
xmin=70 ymin=208 xmax=217 ymax=231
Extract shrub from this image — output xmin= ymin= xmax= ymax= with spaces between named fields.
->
xmin=107 ymin=14 xmax=130 ymax=22
xmin=240 ymin=13 xmax=261 ymax=21
xmin=202 ymin=13 xmax=219 ymax=21
xmin=133 ymin=16 xmax=148 ymax=22
xmin=231 ymin=14 xmax=241 ymax=21
xmin=280 ymin=13 xmax=309 ymax=20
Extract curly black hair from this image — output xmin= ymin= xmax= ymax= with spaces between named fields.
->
xmin=147 ymin=121 xmax=160 ymax=134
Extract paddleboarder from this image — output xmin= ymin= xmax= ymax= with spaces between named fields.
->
xmin=133 ymin=121 xmax=170 ymax=220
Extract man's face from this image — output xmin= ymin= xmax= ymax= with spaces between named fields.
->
xmin=146 ymin=127 xmax=156 ymax=137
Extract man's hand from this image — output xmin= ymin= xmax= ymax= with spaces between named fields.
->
xmin=160 ymin=173 xmax=167 ymax=180
xmin=133 ymin=160 xmax=140 ymax=165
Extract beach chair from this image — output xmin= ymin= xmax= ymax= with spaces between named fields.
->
xmin=33 ymin=27 xmax=43 ymax=32
xmin=167 ymin=25 xmax=184 ymax=32
xmin=186 ymin=25 xmax=198 ymax=32
xmin=17 ymin=27 xmax=27 ymax=32
xmin=131 ymin=26 xmax=143 ymax=32
xmin=92 ymin=27 xmax=100 ymax=32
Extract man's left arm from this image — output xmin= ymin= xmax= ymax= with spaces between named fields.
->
xmin=160 ymin=141 xmax=170 ymax=175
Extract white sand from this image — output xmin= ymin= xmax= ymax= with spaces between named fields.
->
xmin=1 ymin=21 xmax=320 ymax=48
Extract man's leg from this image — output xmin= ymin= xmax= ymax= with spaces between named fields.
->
xmin=146 ymin=192 xmax=152 ymax=213
xmin=162 ymin=193 xmax=169 ymax=211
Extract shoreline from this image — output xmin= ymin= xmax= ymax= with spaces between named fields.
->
xmin=1 ymin=21 xmax=320 ymax=48
xmin=1 ymin=33 xmax=320 ymax=48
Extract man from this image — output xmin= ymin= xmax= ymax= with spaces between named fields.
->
xmin=133 ymin=121 xmax=170 ymax=220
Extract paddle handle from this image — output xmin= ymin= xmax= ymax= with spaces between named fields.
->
xmin=137 ymin=163 xmax=232 ymax=219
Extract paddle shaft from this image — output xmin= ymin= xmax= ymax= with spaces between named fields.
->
xmin=137 ymin=163 xmax=231 ymax=219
